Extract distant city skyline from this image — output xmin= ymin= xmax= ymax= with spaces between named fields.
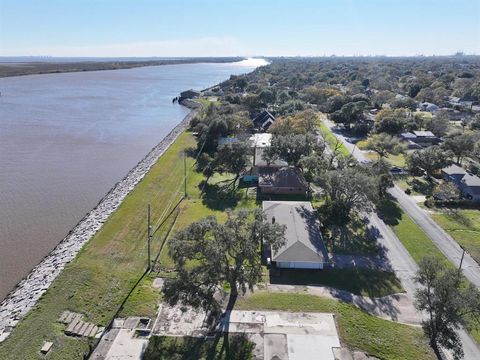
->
xmin=1 ymin=0 xmax=479 ymax=57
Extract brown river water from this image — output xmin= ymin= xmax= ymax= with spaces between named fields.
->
xmin=0 ymin=59 xmax=265 ymax=300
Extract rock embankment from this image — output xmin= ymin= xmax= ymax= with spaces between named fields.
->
xmin=0 ymin=103 xmax=201 ymax=343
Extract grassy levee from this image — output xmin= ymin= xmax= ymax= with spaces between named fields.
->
xmin=236 ymin=292 xmax=435 ymax=360
xmin=0 ymin=131 xmax=201 ymax=359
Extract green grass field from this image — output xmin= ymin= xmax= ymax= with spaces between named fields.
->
xmin=0 ymin=131 xmax=255 ymax=360
xmin=236 ymin=292 xmax=435 ymax=360
xmin=318 ymin=122 xmax=351 ymax=157
xmin=431 ymin=209 xmax=480 ymax=264
xmin=378 ymin=199 xmax=451 ymax=266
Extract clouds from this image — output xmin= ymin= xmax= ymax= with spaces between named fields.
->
xmin=0 ymin=36 xmax=250 ymax=57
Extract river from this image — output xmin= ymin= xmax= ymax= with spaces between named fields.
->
xmin=0 ymin=59 xmax=266 ymax=300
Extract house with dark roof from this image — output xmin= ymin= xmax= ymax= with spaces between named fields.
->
xmin=252 ymin=110 xmax=276 ymax=132
xmin=400 ymin=130 xmax=441 ymax=148
xmin=263 ymin=201 xmax=328 ymax=269
xmin=259 ymin=167 xmax=308 ymax=195
xmin=442 ymin=164 xmax=480 ymax=201
xmin=460 ymin=174 xmax=480 ymax=201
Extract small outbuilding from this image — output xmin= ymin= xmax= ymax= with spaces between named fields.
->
xmin=263 ymin=201 xmax=328 ymax=269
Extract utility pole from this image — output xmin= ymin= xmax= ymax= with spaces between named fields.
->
xmin=183 ymin=151 xmax=187 ymax=198
xmin=458 ymin=245 xmax=466 ymax=274
xmin=147 ymin=204 xmax=152 ymax=271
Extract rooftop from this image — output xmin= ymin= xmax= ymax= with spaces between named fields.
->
xmin=254 ymin=147 xmax=288 ymax=168
xmin=413 ymin=130 xmax=436 ymax=137
xmin=262 ymin=201 xmax=327 ymax=263
xmin=442 ymin=164 xmax=467 ymax=176
xmin=249 ymin=133 xmax=272 ymax=148
xmin=462 ymin=173 xmax=480 ymax=188
xmin=259 ymin=167 xmax=307 ymax=189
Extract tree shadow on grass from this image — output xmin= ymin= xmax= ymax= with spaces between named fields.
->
xmin=144 ymin=333 xmax=254 ymax=360
xmin=269 ymin=268 xmax=403 ymax=298
xmin=409 ymin=178 xmax=435 ymax=196
xmin=325 ymin=218 xmax=381 ymax=256
xmin=200 ymin=181 xmax=241 ymax=211
xmin=444 ymin=208 xmax=473 ymax=228
xmin=377 ymin=196 xmax=402 ymax=226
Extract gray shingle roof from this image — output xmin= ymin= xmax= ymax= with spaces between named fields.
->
xmin=262 ymin=201 xmax=327 ymax=263
xmin=259 ymin=167 xmax=307 ymax=189
xmin=442 ymin=164 xmax=467 ymax=176
xmin=462 ymin=174 xmax=480 ymax=188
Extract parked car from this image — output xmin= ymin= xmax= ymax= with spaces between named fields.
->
xmin=390 ymin=166 xmax=407 ymax=175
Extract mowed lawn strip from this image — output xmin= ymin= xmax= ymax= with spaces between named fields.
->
xmin=318 ymin=122 xmax=351 ymax=157
xmin=431 ymin=209 xmax=480 ymax=264
xmin=0 ymin=131 xmax=201 ymax=360
xmin=235 ymin=292 xmax=435 ymax=360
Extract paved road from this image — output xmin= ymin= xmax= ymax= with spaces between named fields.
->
xmin=389 ymin=185 xmax=480 ymax=287
xmin=322 ymin=119 xmax=480 ymax=359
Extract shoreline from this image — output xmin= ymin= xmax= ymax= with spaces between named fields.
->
xmin=0 ymin=57 xmax=245 ymax=78
xmin=0 ymin=100 xmax=201 ymax=342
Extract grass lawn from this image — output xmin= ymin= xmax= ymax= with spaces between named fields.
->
xmin=395 ymin=176 xmax=434 ymax=196
xmin=268 ymin=268 xmax=404 ymax=297
xmin=366 ymin=152 xmax=407 ymax=168
xmin=318 ymin=122 xmax=351 ymax=158
xmin=144 ymin=335 xmax=254 ymax=360
xmin=431 ymin=208 xmax=480 ymax=264
xmin=377 ymin=198 xmax=451 ymax=266
xmin=235 ymin=292 xmax=435 ymax=360
xmin=0 ymin=131 xmax=256 ymax=360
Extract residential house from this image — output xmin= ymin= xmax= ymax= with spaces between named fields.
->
xmin=419 ymin=102 xmax=440 ymax=113
xmin=442 ymin=164 xmax=467 ymax=183
xmin=400 ymin=130 xmax=441 ymax=148
xmin=442 ymin=164 xmax=480 ymax=201
xmin=460 ymin=174 xmax=480 ymax=201
xmin=263 ymin=201 xmax=328 ymax=269
xmin=252 ymin=110 xmax=276 ymax=132
xmin=258 ymin=167 xmax=308 ymax=195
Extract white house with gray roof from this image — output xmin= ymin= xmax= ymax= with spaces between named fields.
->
xmin=263 ymin=201 xmax=328 ymax=269
xmin=442 ymin=164 xmax=480 ymax=201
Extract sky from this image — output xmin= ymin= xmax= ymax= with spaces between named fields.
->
xmin=0 ymin=0 xmax=479 ymax=57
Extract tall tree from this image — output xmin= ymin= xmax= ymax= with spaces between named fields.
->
xmin=267 ymin=133 xmax=316 ymax=167
xmin=163 ymin=209 xmax=286 ymax=313
xmin=407 ymin=146 xmax=449 ymax=180
xmin=211 ymin=142 xmax=250 ymax=190
xmin=366 ymin=133 xmax=406 ymax=158
xmin=442 ymin=133 xmax=476 ymax=164
xmin=414 ymin=257 xmax=480 ymax=359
